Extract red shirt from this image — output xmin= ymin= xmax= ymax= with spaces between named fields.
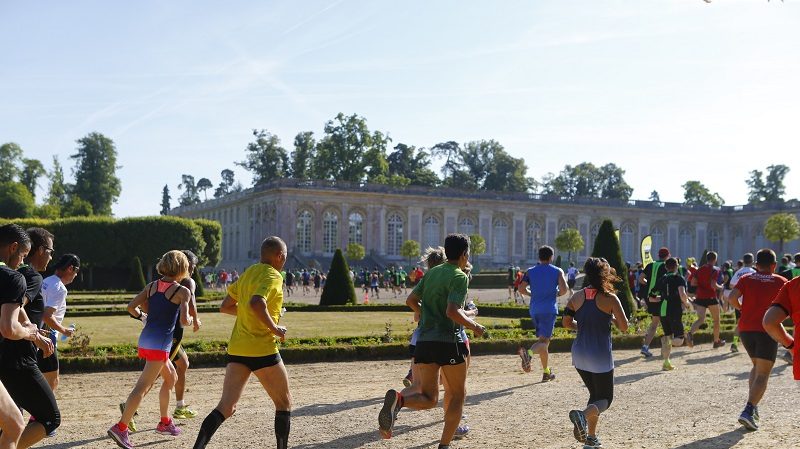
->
xmin=694 ymin=264 xmax=720 ymax=299
xmin=736 ymin=272 xmax=786 ymax=332
xmin=772 ymin=277 xmax=800 ymax=380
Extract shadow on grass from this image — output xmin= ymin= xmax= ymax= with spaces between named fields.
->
xmin=292 ymin=421 xmax=439 ymax=449
xmin=670 ymin=428 xmax=746 ymax=449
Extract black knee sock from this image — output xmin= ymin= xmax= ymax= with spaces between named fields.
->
xmin=193 ymin=409 xmax=226 ymax=449
xmin=275 ymin=410 xmax=291 ymax=449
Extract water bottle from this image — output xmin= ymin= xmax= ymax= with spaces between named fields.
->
xmin=60 ymin=324 xmax=75 ymax=342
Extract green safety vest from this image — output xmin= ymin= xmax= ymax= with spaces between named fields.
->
xmin=646 ymin=261 xmax=664 ymax=297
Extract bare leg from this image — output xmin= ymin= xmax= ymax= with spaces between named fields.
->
xmin=174 ymin=350 xmax=189 ymax=403
xmin=530 ymin=337 xmax=551 ymax=372
xmin=748 ymin=358 xmax=775 ymax=406
xmin=119 ymin=361 xmax=166 ymax=425
xmin=399 ymin=363 xmax=440 ymax=411
xmin=584 ymin=404 xmax=600 ymax=437
xmin=709 ymin=305 xmax=721 ymax=342
xmin=159 ymin=361 xmax=177 ymax=419
xmin=439 ymin=363 xmax=468 ymax=446
xmin=0 ymin=383 xmax=24 ymax=449
xmin=690 ymin=305 xmax=707 ymax=335
xmin=42 ymin=371 xmax=58 ymax=392
xmin=643 ymin=316 xmax=660 ymax=347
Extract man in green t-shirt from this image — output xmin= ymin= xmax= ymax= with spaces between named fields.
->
xmin=378 ymin=234 xmax=485 ymax=449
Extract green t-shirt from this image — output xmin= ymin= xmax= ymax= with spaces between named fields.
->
xmin=412 ymin=263 xmax=469 ymax=343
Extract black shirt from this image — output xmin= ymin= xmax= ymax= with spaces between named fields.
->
xmin=0 ymin=265 xmax=37 ymax=368
xmin=642 ymin=261 xmax=669 ymax=298
xmin=20 ymin=266 xmax=45 ymax=328
xmin=655 ymin=272 xmax=687 ymax=314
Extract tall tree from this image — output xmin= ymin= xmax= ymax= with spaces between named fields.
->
xmin=19 ymin=158 xmax=46 ymax=199
xmin=599 ymin=163 xmax=633 ymax=200
xmin=238 ymin=129 xmax=289 ymax=185
xmin=483 ymin=144 xmax=534 ymax=192
xmin=196 ymin=177 xmax=213 ymax=200
xmin=313 ymin=113 xmax=375 ymax=182
xmin=542 ymin=162 xmax=632 ymax=200
xmin=682 ymin=180 xmax=724 ymax=207
xmin=590 ymin=219 xmax=635 ymax=317
xmin=430 ymin=141 xmax=461 ymax=180
xmin=160 ymin=185 xmax=171 ymax=215
xmin=746 ymin=170 xmax=766 ymax=204
xmin=385 ymin=143 xmax=438 ymax=187
xmin=290 ymin=131 xmax=315 ymax=180
xmin=0 ymin=142 xmax=23 ymax=183
xmin=555 ymin=228 xmax=585 ymax=264
xmin=71 ymin=132 xmax=122 ymax=215
xmin=45 ymin=156 xmax=68 ymax=209
xmin=764 ymin=213 xmax=800 ymax=254
xmin=649 ymin=190 xmax=661 ymax=202
xmin=363 ymin=130 xmax=390 ymax=182
xmin=177 ymin=174 xmax=200 ymax=206
xmin=214 ymin=168 xmax=240 ymax=198
xmin=747 ymin=165 xmax=790 ymax=203
xmin=0 ymin=182 xmax=34 ymax=218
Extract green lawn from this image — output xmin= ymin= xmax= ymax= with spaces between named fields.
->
xmin=63 ymin=311 xmax=520 ymax=347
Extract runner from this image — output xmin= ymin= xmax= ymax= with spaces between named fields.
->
xmin=192 ymin=237 xmax=292 ymax=449
xmin=507 ymin=264 xmax=516 ymax=301
xmin=378 ymin=234 xmax=485 ymax=449
xmin=776 ymin=253 xmax=800 ymax=363
xmin=513 ymin=267 xmax=524 ymax=305
xmin=720 ymin=261 xmax=734 ymax=314
xmin=728 ymin=253 xmax=757 ymax=355
xmin=567 ymin=262 xmax=578 ymax=289
xmin=687 ymin=251 xmax=725 ymax=349
xmin=563 ymin=257 xmax=628 ymax=449
xmin=726 ymin=249 xmax=786 ymax=431
xmin=108 ymin=251 xmax=193 ymax=448
xmin=517 ymin=245 xmax=571 ymax=382
xmin=763 ymin=274 xmax=800 ymax=383
xmin=653 ymin=257 xmax=692 ymax=371
xmin=284 ymin=269 xmax=294 ymax=296
xmin=39 ymin=253 xmax=80 ymax=392
xmin=0 ymin=224 xmax=59 ymax=448
xmin=313 ymin=270 xmax=322 ymax=296
xmin=171 ymin=250 xmax=202 ymax=419
xmin=301 ymin=269 xmax=310 ymax=295
xmin=370 ymin=271 xmax=380 ymax=300
xmin=639 ymin=247 xmax=670 ymax=357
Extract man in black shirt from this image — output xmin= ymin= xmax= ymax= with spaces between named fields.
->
xmin=654 ymin=257 xmax=692 ymax=371
xmin=0 ymin=224 xmax=59 ymax=448
xmin=639 ymin=247 xmax=671 ymax=357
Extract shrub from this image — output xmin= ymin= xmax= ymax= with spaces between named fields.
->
xmin=590 ymin=219 xmax=635 ymax=318
xmin=193 ymin=269 xmax=205 ymax=297
xmin=0 ymin=182 xmax=34 ymax=218
xmin=320 ymin=248 xmax=357 ymax=305
xmin=126 ymin=256 xmax=146 ymax=292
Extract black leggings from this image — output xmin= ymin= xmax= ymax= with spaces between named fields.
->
xmin=576 ymin=368 xmax=614 ymax=413
xmin=0 ymin=365 xmax=60 ymax=434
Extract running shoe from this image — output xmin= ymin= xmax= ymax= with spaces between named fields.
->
xmin=453 ymin=424 xmax=470 ymax=439
xmin=640 ymin=345 xmax=653 ymax=358
xmin=685 ymin=332 xmax=694 ymax=348
xmin=402 ymin=370 xmax=413 ymax=388
xmin=730 ymin=343 xmax=738 ymax=353
xmin=753 ymin=406 xmax=760 ymax=421
xmin=118 ymin=403 xmax=137 ymax=432
xmin=713 ymin=339 xmax=727 ymax=349
xmin=46 ymin=429 xmax=57 ymax=438
xmin=542 ymin=370 xmax=555 ymax=382
xmin=518 ymin=347 xmax=532 ymax=373
xmin=378 ymin=389 xmax=401 ymax=439
xmin=156 ymin=420 xmax=182 ymax=436
xmin=662 ymin=360 xmax=675 ymax=371
xmin=783 ymin=350 xmax=794 ymax=365
xmin=173 ymin=405 xmax=198 ymax=419
xmin=569 ymin=409 xmax=587 ymax=443
xmin=108 ymin=424 xmax=133 ymax=449
xmin=583 ymin=435 xmax=603 ymax=448
xmin=738 ymin=405 xmax=758 ymax=431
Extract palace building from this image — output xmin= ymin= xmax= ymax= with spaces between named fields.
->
xmin=171 ymin=179 xmax=800 ymax=272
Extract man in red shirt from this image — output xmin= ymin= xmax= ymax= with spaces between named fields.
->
xmin=764 ymin=271 xmax=800 ymax=379
xmin=727 ymin=249 xmax=787 ymax=431
xmin=688 ymin=251 xmax=725 ymax=348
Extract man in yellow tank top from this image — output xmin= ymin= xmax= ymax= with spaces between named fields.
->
xmin=192 ymin=236 xmax=291 ymax=449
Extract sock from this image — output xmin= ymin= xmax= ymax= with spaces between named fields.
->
xmin=527 ymin=349 xmax=534 ymax=358
xmin=733 ymin=336 xmax=740 ymax=344
xmin=177 ymin=400 xmax=186 ymax=408
xmin=275 ymin=410 xmax=291 ymax=449
xmin=161 ymin=416 xmax=171 ymax=425
xmin=193 ymin=409 xmax=226 ymax=449
xmin=746 ymin=401 xmax=754 ymax=408
xmin=543 ymin=367 xmax=551 ymax=375
xmin=117 ymin=422 xmax=128 ymax=432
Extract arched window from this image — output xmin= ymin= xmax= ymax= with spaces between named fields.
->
xmin=387 ymin=213 xmax=404 ymax=256
xmin=296 ymin=210 xmax=312 ymax=254
xmin=526 ymin=222 xmax=542 ymax=260
xmin=348 ymin=212 xmax=363 ymax=245
xmin=679 ymin=228 xmax=693 ymax=260
xmin=620 ymin=223 xmax=636 ymax=262
xmin=650 ymin=225 xmax=665 ymax=254
xmin=322 ymin=211 xmax=338 ymax=254
xmin=708 ymin=228 xmax=720 ymax=252
xmin=423 ymin=216 xmax=440 ymax=249
xmin=458 ymin=217 xmax=475 ymax=236
xmin=493 ymin=219 xmax=509 ymax=259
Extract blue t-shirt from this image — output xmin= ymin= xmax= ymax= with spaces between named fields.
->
xmin=522 ymin=263 xmax=561 ymax=315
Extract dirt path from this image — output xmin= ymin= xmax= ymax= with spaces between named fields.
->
xmin=42 ymin=346 xmax=796 ymax=448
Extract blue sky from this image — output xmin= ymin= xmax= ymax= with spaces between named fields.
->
xmin=1 ymin=1 xmax=799 ymax=216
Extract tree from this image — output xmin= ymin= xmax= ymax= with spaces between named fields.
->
xmin=71 ymin=132 xmax=122 ymax=216
xmin=542 ymin=162 xmax=632 ymax=200
xmin=45 ymin=156 xmax=68 ymax=209
xmin=312 ymin=113 xmax=388 ymax=182
xmin=386 ymin=143 xmax=438 ymax=187
xmin=682 ymin=181 xmax=724 ymax=207
xmin=126 ymin=256 xmax=146 ymax=292
xmin=160 ymin=185 xmax=171 ymax=215
xmin=599 ymin=163 xmax=633 ymax=200
xmin=437 ymin=140 xmax=533 ymax=192
xmin=177 ymin=175 xmax=200 ymax=206
xmin=747 ymin=165 xmax=790 ymax=203
xmin=196 ymin=177 xmax=213 ymax=200
xmin=555 ymin=228 xmax=584 ymax=264
xmin=19 ymin=158 xmax=46 ymax=199
xmin=0 ymin=182 xmax=35 ymax=218
xmin=346 ymin=242 xmax=365 ymax=262
xmin=431 ymin=141 xmax=461 ymax=180
xmin=363 ymin=131 xmax=390 ymax=182
xmin=0 ymin=142 xmax=23 ymax=183
xmin=238 ymin=129 xmax=289 ymax=185
xmin=400 ymin=239 xmax=421 ymax=262
xmin=483 ymin=143 xmax=534 ymax=193
xmin=764 ymin=213 xmax=800 ymax=254
xmin=290 ymin=131 xmax=315 ymax=180
xmin=469 ymin=234 xmax=487 ymax=256
xmin=193 ymin=269 xmax=206 ymax=297
xmin=33 ymin=204 xmax=60 ymax=219
xmin=649 ymin=190 xmax=661 ymax=202
xmin=61 ymin=196 xmax=93 ymax=217
xmin=214 ymin=169 xmax=241 ymax=198
xmin=590 ymin=219 xmax=635 ymax=318
xmin=319 ymin=248 xmax=357 ymax=305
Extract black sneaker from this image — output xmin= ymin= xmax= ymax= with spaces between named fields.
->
xmin=542 ymin=369 xmax=555 ymax=382
xmin=569 ymin=410 xmax=587 ymax=443
xmin=583 ymin=435 xmax=603 ymax=448
xmin=378 ymin=389 xmax=401 ymax=439
xmin=738 ymin=405 xmax=758 ymax=431
xmin=713 ymin=339 xmax=727 ymax=349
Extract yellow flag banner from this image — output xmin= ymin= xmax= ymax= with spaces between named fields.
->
xmin=614 ymin=229 xmax=620 ymax=241
xmin=641 ymin=234 xmax=653 ymax=266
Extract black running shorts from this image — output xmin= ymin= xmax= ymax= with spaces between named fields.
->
xmin=413 ymin=341 xmax=468 ymax=366
xmin=660 ymin=312 xmax=685 ymax=339
xmin=646 ymin=299 xmax=662 ymax=316
xmin=694 ymin=298 xmax=719 ymax=308
xmin=227 ymin=353 xmax=282 ymax=371
xmin=740 ymin=331 xmax=778 ymax=363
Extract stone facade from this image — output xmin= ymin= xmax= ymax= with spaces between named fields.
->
xmin=171 ymin=179 xmax=800 ymax=272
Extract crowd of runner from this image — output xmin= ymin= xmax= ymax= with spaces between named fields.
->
xmin=1 ymin=223 xmax=799 ymax=449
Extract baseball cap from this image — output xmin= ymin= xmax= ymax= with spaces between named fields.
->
xmin=657 ymin=247 xmax=670 ymax=259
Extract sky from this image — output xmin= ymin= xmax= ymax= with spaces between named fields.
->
xmin=1 ymin=0 xmax=799 ymax=216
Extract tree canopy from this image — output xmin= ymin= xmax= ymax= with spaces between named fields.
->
xmin=682 ymin=181 xmax=724 ymax=207
xmin=764 ymin=213 xmax=800 ymax=254
xmin=747 ymin=165 xmax=790 ymax=204
xmin=71 ymin=132 xmax=122 ymax=215
xmin=238 ymin=129 xmax=289 ymax=185
xmin=555 ymin=228 xmax=585 ymax=262
xmin=542 ymin=162 xmax=633 ymax=201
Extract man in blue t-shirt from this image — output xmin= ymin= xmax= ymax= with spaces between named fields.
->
xmin=517 ymin=245 xmax=570 ymax=382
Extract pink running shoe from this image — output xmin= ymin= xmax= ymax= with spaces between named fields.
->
xmin=156 ymin=420 xmax=182 ymax=436
xmin=108 ymin=424 xmax=133 ymax=449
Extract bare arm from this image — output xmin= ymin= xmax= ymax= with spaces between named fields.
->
xmin=177 ymin=288 xmax=193 ymax=327
xmin=727 ymin=288 xmax=743 ymax=311
xmin=0 ymin=304 xmax=39 ymax=341
xmin=445 ymin=302 xmax=485 ymax=337
xmin=184 ymin=277 xmax=201 ymax=331
xmin=677 ymin=286 xmax=691 ymax=308
xmin=763 ymin=306 xmax=793 ymax=348
xmin=609 ymin=295 xmax=629 ymax=332
xmin=406 ymin=291 xmax=421 ymax=316
xmin=562 ymin=291 xmax=582 ymax=330
xmin=43 ymin=307 xmax=73 ymax=335
xmin=125 ymin=287 xmax=150 ymax=324
xmin=249 ymin=295 xmax=286 ymax=341
xmin=219 ymin=295 xmax=238 ymax=316
xmin=557 ymin=270 xmax=570 ymax=297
